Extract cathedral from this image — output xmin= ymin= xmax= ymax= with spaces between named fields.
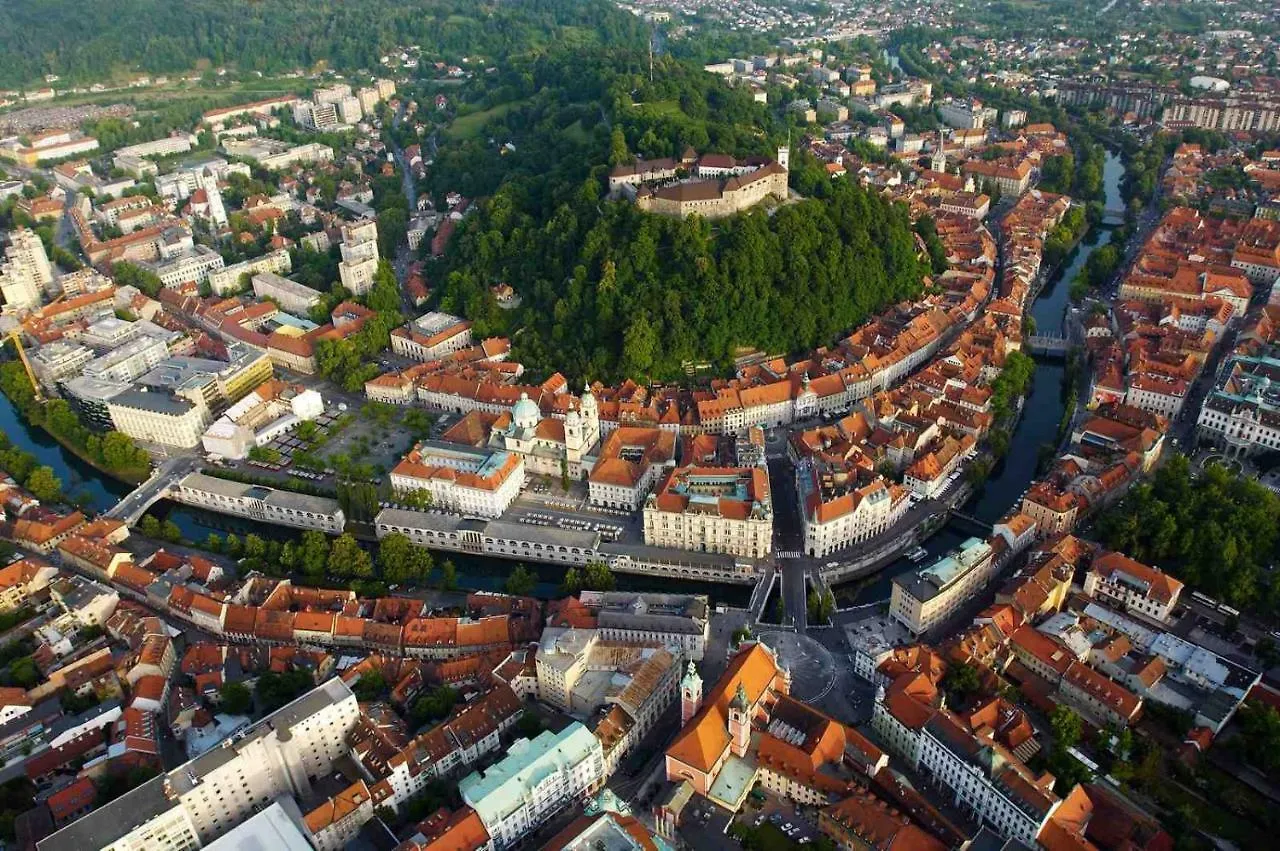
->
xmin=489 ymin=383 xmax=601 ymax=479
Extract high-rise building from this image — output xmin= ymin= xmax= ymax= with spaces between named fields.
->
xmin=338 ymin=219 xmax=379 ymax=295
xmin=1 ymin=227 xmax=53 ymax=310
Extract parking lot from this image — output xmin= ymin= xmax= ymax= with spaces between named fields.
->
xmin=742 ymin=794 xmax=822 ymax=844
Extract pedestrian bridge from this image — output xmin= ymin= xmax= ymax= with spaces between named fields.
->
xmin=1025 ymin=334 xmax=1071 ymax=357
xmin=948 ymin=510 xmax=994 ymax=537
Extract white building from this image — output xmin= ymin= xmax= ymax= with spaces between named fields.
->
xmin=83 ymin=336 xmax=170 ymax=383
xmin=1082 ymin=551 xmax=1184 ymax=623
xmin=338 ymin=219 xmax=379 ymax=295
xmin=389 ymin=442 xmax=525 ymax=518
xmin=460 ymin=723 xmax=605 ymax=849
xmin=890 ymin=537 xmax=996 ymax=635
xmin=172 ymin=473 xmax=346 ymax=532
xmin=252 ymin=272 xmax=322 ymax=315
xmin=38 ymin=678 xmax=360 ymax=851
xmin=1 ymin=228 xmax=54 ymax=310
xmin=207 ymin=248 xmax=292 ymax=296
xmin=390 ymin=312 xmax=473 ymax=362
xmin=148 ymin=245 xmax=226 ymax=290
xmin=582 ymin=590 xmax=710 ymax=661
xmin=642 ymin=466 xmax=772 ymax=559
xmin=797 ymin=470 xmax=907 ymax=558
xmin=107 ymin=389 xmax=211 ymax=448
xmin=1196 ymin=354 xmax=1280 ymax=458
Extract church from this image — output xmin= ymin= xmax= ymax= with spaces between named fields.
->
xmin=487 ymin=383 xmax=601 ymax=480
xmin=660 ymin=641 xmax=886 ymax=819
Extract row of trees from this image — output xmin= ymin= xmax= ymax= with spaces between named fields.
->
xmin=202 ymin=529 xmax=452 ymax=588
xmin=0 ymin=433 xmax=63 ymax=503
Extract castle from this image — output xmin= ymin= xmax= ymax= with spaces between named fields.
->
xmin=608 ymin=145 xmax=790 ymax=218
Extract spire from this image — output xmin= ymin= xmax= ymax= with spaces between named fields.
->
xmin=730 ymin=681 xmax=749 ymax=712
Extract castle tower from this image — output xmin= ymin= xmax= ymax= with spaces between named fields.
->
xmin=727 ymin=682 xmax=751 ymax=757
xmin=776 ymin=145 xmax=790 ymax=171
xmin=931 ymin=132 xmax=946 ymax=173
xmin=680 ymin=660 xmax=703 ymax=725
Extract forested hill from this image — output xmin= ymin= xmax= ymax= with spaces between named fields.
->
xmin=426 ymin=53 xmax=927 ymax=384
xmin=0 ymin=0 xmax=645 ymax=88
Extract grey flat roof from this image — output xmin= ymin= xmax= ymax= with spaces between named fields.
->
xmin=107 ymin=388 xmax=195 ymax=415
xmin=37 ymin=775 xmax=177 ymax=851
xmin=484 ymin=520 xmax=599 ymax=549
xmin=601 ymin=541 xmax=748 ymax=569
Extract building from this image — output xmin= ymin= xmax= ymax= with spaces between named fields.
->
xmin=172 ymin=473 xmax=346 ymax=532
xmin=389 ymin=442 xmax=525 ymax=518
xmin=252 ymin=272 xmax=322 ymax=315
xmin=610 ymin=148 xmax=790 ymax=219
xmin=1082 ymin=551 xmax=1184 ymax=623
xmin=1196 ymin=354 xmax=1280 ymax=458
xmin=1 ymin=228 xmax=54 ymax=310
xmin=665 ymin=641 xmax=885 ymax=813
xmin=30 ymin=341 xmax=93 ymax=389
xmin=148 ymin=244 xmax=226 ymax=290
xmin=578 ymin=590 xmax=710 ymax=660
xmin=587 ymin=427 xmax=677 ymax=511
xmin=489 ymin=390 xmax=600 ymax=481
xmin=459 ymin=723 xmax=605 ymax=849
xmin=798 ymin=469 xmax=908 ymax=559
xmin=338 ymin=219 xmax=379 ymax=295
xmin=533 ymin=627 xmax=680 ymax=775
xmin=107 ymin=389 xmax=211 ymax=448
xmin=83 ymin=336 xmax=170 ymax=383
xmin=207 ymin=249 xmax=292 ymax=296
xmin=390 ymin=312 xmax=473 ymax=362
xmin=890 ymin=538 xmax=996 ymax=635
xmin=643 ymin=466 xmax=772 ymax=559
xmin=38 ymin=678 xmax=359 ymax=851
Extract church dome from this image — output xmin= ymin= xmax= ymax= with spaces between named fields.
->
xmin=512 ymin=393 xmax=540 ymax=429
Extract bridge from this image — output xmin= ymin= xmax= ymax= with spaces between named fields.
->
xmin=1025 ymin=334 xmax=1071 ymax=357
xmin=105 ymin=457 xmax=199 ymax=525
xmin=948 ymin=509 xmax=994 ymax=537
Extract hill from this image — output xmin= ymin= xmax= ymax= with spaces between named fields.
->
xmin=0 ymin=0 xmax=644 ymax=88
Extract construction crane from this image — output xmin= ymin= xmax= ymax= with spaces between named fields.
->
xmin=5 ymin=329 xmax=43 ymax=402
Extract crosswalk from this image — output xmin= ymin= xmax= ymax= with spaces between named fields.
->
xmin=775 ymin=550 xmax=802 ymax=559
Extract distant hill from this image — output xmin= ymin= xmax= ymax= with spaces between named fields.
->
xmin=0 ymin=0 xmax=645 ymax=88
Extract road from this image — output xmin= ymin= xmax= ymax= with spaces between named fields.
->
xmin=105 ymin=456 xmax=200 ymax=523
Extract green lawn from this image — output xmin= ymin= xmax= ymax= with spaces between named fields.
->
xmin=445 ymin=99 xmax=528 ymax=140
xmin=630 ymin=99 xmax=683 ymax=119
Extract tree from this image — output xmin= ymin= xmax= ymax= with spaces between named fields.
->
xmin=943 ymin=662 xmax=981 ymax=700
xmin=807 ymin=588 xmax=835 ymax=623
xmin=219 ymin=681 xmax=253 ymax=715
xmin=439 ymin=559 xmax=458 ymax=591
xmin=608 ymin=128 xmax=631 ymax=167
xmin=224 ymin=533 xmax=243 ymax=558
xmin=160 ymin=520 xmax=182 ymax=542
xmin=352 ymin=671 xmax=387 ymax=702
xmin=379 ymin=533 xmax=433 ymax=584
xmin=243 ymin=534 xmax=267 ymax=560
xmin=203 ymin=533 xmax=223 ymax=553
xmin=505 ymin=564 xmax=537 ymax=597
xmin=1050 ymin=705 xmax=1083 ymax=751
xmin=328 ymin=533 xmax=372 ymax=579
xmin=24 ymin=466 xmax=61 ymax=502
xmin=561 ymin=566 xmax=582 ymax=595
xmin=9 ymin=656 xmax=38 ymax=688
xmin=299 ymin=531 xmax=329 ymax=578
xmin=581 ymin=560 xmax=615 ymax=592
